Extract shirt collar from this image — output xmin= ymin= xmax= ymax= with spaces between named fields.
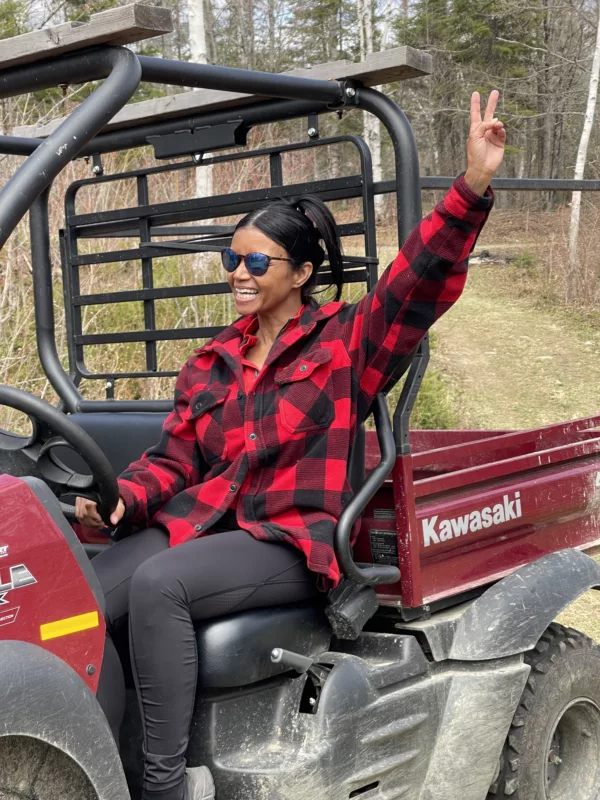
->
xmin=196 ymin=298 xmax=343 ymax=354
xmin=239 ymin=303 xmax=305 ymax=354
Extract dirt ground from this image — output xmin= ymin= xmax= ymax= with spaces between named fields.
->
xmin=433 ymin=264 xmax=600 ymax=430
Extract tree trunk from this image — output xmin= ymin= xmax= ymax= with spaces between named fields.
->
xmin=236 ymin=0 xmax=254 ymax=69
xmin=359 ymin=0 xmax=386 ymax=222
xmin=205 ymin=0 xmax=217 ymax=65
xmin=189 ymin=0 xmax=208 ymax=64
xmin=268 ymin=0 xmax=276 ymax=69
xmin=189 ymin=0 xmax=213 ymax=206
xmin=567 ymin=0 xmax=600 ymax=302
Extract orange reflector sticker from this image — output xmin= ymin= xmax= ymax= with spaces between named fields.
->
xmin=40 ymin=611 xmax=99 ymax=641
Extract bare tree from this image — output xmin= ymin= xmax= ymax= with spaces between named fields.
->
xmin=359 ymin=0 xmax=391 ymax=221
xmin=567 ymin=0 xmax=600 ymax=301
xmin=189 ymin=0 xmax=214 ymax=201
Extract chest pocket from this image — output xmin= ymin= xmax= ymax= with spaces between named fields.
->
xmin=185 ymin=386 xmax=230 ymax=464
xmin=275 ymin=348 xmax=334 ymax=434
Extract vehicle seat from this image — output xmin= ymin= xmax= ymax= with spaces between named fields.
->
xmin=66 ymin=412 xmax=168 ymax=475
xmin=194 ymin=603 xmax=331 ymax=687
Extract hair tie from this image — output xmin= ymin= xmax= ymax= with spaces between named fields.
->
xmin=296 ymin=203 xmax=317 ymax=230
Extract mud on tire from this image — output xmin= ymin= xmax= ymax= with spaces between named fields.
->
xmin=488 ymin=622 xmax=600 ymax=800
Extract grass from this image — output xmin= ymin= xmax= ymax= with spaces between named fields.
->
xmin=556 ymin=580 xmax=600 ymax=643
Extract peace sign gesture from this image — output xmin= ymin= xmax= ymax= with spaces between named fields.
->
xmin=464 ymin=90 xmax=506 ymax=196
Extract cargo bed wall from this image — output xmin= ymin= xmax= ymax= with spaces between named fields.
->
xmin=356 ymin=418 xmax=600 ymax=609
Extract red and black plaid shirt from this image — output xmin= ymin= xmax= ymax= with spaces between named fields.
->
xmin=118 ymin=176 xmax=493 ymax=589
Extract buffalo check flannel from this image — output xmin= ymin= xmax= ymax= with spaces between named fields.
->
xmin=118 ymin=176 xmax=493 ymax=590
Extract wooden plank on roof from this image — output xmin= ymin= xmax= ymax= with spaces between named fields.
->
xmin=15 ymin=45 xmax=431 ymax=138
xmin=0 ymin=4 xmax=173 ymax=70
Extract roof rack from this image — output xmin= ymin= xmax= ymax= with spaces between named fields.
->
xmin=16 ymin=45 xmax=431 ymax=139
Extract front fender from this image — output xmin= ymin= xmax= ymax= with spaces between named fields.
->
xmin=0 ymin=640 xmax=129 ymax=800
xmin=399 ymin=549 xmax=600 ymax=661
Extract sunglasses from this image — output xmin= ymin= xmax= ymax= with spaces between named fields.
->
xmin=221 ymin=248 xmax=293 ymax=277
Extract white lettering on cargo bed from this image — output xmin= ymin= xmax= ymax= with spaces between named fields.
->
xmin=422 ymin=492 xmax=522 ymax=547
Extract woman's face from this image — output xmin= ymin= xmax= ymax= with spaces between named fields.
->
xmin=227 ymin=225 xmax=312 ymax=317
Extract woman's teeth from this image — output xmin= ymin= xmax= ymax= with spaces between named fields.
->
xmin=235 ymin=288 xmax=258 ymax=302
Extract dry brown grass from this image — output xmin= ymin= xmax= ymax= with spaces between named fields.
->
xmin=556 ymin=585 xmax=600 ymax=643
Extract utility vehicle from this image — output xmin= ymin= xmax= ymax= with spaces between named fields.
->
xmin=1 ymin=7 xmax=600 ymax=800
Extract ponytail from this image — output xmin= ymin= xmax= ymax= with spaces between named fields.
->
xmin=294 ymin=196 xmax=344 ymax=302
xmin=235 ymin=194 xmax=344 ymax=303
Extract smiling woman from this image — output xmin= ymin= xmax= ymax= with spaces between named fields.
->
xmin=76 ymin=91 xmax=506 ymax=800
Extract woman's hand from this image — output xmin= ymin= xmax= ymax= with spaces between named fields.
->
xmin=465 ymin=90 xmax=506 ymax=196
xmin=75 ymin=496 xmax=126 ymax=530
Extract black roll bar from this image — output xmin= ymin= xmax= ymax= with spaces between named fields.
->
xmin=335 ymin=394 xmax=400 ymax=585
xmin=329 ymin=86 xmax=421 ymax=586
xmin=29 ymin=187 xmax=83 ymax=413
xmin=356 ymin=88 xmax=422 ymax=244
xmin=137 ymin=56 xmax=346 ymax=105
xmin=0 ymin=46 xmax=141 ymax=250
xmin=0 ymin=100 xmax=330 ymax=158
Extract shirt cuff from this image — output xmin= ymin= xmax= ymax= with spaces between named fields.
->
xmin=454 ymin=173 xmax=494 ymax=210
xmin=117 ymin=481 xmax=141 ymax=523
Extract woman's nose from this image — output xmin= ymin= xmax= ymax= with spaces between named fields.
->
xmin=233 ymin=258 xmax=251 ymax=279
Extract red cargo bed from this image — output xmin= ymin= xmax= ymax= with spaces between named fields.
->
xmin=356 ymin=414 xmax=600 ymax=610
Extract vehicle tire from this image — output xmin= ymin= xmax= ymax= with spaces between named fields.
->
xmin=488 ymin=622 xmax=600 ymax=800
xmin=0 ymin=735 xmax=97 ymax=800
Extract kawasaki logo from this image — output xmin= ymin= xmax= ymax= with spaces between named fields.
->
xmin=422 ymin=492 xmax=522 ymax=547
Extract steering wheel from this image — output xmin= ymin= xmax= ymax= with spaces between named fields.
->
xmin=0 ymin=386 xmax=119 ymax=526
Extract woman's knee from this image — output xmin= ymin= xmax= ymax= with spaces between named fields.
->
xmin=129 ymin=551 xmax=186 ymax=613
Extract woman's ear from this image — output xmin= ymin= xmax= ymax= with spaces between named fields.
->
xmin=292 ymin=261 xmax=313 ymax=290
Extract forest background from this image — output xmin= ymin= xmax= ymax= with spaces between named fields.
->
xmin=1 ymin=0 xmax=600 ymax=434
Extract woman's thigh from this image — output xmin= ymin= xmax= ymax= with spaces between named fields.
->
xmin=129 ymin=530 xmax=320 ymax=620
xmin=93 ymin=527 xmax=170 ymax=627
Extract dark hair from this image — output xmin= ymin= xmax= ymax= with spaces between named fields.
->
xmin=234 ymin=195 xmax=344 ymax=303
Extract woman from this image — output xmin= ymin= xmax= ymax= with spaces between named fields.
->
xmin=76 ymin=90 xmax=505 ymax=800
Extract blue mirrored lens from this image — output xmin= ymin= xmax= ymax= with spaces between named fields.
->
xmin=221 ymin=249 xmax=239 ymax=272
xmin=246 ymin=253 xmax=270 ymax=276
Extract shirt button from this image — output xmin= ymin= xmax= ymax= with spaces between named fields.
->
xmin=249 ymin=432 xmax=257 ymax=441
xmin=299 ymin=364 xmax=307 ymax=372
xmin=237 ymin=391 xmax=243 ymax=400
xmin=230 ymin=483 xmax=237 ymax=492
xmin=194 ymin=524 xmax=202 ymax=532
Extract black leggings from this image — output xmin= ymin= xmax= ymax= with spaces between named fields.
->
xmin=93 ymin=527 xmax=319 ymax=800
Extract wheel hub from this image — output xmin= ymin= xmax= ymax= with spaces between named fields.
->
xmin=544 ymin=697 xmax=600 ymax=799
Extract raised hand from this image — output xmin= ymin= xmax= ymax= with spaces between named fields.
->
xmin=465 ymin=90 xmax=506 ymax=195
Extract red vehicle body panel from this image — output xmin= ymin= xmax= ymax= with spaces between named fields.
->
xmin=355 ymin=414 xmax=600 ymax=609
xmin=0 ymin=475 xmax=105 ymax=692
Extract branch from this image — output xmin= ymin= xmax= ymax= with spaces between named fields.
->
xmin=496 ymin=36 xmax=589 ymax=67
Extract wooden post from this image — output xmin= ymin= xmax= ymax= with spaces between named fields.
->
xmin=0 ymin=4 xmax=173 ymax=70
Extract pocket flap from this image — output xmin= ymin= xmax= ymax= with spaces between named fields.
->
xmin=275 ymin=348 xmax=332 ymax=385
xmin=186 ymin=386 xmax=230 ymax=419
